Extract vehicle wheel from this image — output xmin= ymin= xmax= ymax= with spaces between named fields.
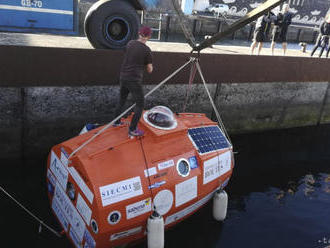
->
xmin=85 ymin=0 xmax=140 ymax=49
xmin=223 ymin=11 xmax=227 ymax=16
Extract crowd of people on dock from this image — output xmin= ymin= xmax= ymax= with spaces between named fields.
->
xmin=250 ymin=3 xmax=330 ymax=58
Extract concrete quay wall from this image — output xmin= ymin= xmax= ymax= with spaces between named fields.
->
xmin=1 ymin=82 xmax=330 ymax=159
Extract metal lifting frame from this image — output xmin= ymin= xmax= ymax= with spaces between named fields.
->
xmin=69 ymin=58 xmax=195 ymax=159
xmin=69 ymin=57 xmax=231 ymax=159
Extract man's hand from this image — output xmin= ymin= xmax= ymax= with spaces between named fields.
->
xmin=147 ymin=63 xmax=153 ymax=74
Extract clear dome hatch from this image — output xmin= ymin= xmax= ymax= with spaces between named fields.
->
xmin=143 ymin=106 xmax=177 ymax=130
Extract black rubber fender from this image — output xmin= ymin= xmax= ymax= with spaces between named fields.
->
xmin=85 ymin=0 xmax=140 ymax=49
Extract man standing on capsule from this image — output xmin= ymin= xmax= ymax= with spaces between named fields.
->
xmin=114 ymin=26 xmax=153 ymax=137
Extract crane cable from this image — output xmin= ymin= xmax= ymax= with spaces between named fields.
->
xmin=69 ymin=56 xmax=233 ymax=159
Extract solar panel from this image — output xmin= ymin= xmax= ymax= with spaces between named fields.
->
xmin=188 ymin=126 xmax=230 ymax=154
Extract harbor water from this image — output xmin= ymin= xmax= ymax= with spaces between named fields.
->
xmin=1 ymin=125 xmax=330 ymax=248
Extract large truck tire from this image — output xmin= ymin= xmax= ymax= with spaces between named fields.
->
xmin=85 ymin=0 xmax=140 ymax=49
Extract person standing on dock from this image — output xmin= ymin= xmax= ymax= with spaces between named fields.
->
xmin=271 ymin=3 xmax=292 ymax=56
xmin=114 ymin=26 xmax=153 ymax=137
xmin=250 ymin=12 xmax=276 ymax=55
xmin=310 ymin=14 xmax=330 ymax=58
xmin=327 ymin=36 xmax=330 ymax=58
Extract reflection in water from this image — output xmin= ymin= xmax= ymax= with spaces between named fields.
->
xmin=304 ymin=174 xmax=316 ymax=196
xmin=326 ymin=176 xmax=330 ymax=183
xmin=275 ymin=173 xmax=330 ymax=200
xmin=1 ymin=125 xmax=330 ymax=248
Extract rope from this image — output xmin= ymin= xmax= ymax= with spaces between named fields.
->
xmin=0 ymin=185 xmax=62 ymax=238
xmin=138 ymin=139 xmax=157 ymax=212
xmin=68 ymin=57 xmax=196 ymax=159
xmin=182 ymin=61 xmax=197 ymax=112
xmin=195 ymin=61 xmax=232 ymax=146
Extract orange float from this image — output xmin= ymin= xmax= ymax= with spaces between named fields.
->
xmin=46 ymin=106 xmax=234 ymax=248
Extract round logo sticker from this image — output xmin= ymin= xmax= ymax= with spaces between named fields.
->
xmin=108 ymin=211 xmax=121 ymax=225
xmin=153 ymin=189 xmax=173 ymax=216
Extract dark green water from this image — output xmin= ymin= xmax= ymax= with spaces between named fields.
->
xmin=1 ymin=125 xmax=330 ymax=248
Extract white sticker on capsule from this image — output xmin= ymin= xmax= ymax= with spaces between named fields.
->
xmin=50 ymin=150 xmax=68 ymax=190
xmin=84 ymin=228 xmax=96 ymax=248
xmin=203 ymin=151 xmax=231 ymax=185
xmin=153 ymin=189 xmax=173 ymax=216
xmin=158 ymin=159 xmax=174 ymax=170
xmin=175 ymin=176 xmax=197 ymax=207
xmin=70 ymin=227 xmax=82 ymax=248
xmin=126 ymin=198 xmax=152 ymax=219
xmin=52 ymin=197 xmax=69 ymax=232
xmin=165 ymin=190 xmax=216 ymax=225
xmin=60 ymin=147 xmax=69 ymax=167
xmin=69 ymin=166 xmax=94 ymax=204
xmin=47 ymin=169 xmax=56 ymax=187
xmin=99 ymin=177 xmax=143 ymax=207
xmin=54 ymin=182 xmax=85 ymax=242
xmin=76 ymin=193 xmax=92 ymax=226
xmin=144 ymin=167 xmax=157 ymax=177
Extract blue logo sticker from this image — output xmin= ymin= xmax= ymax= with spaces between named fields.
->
xmin=148 ymin=181 xmax=166 ymax=189
xmin=47 ymin=182 xmax=54 ymax=195
xmin=189 ymin=156 xmax=198 ymax=169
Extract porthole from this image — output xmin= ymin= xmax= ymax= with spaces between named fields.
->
xmin=91 ymin=219 xmax=98 ymax=234
xmin=176 ymin=159 xmax=191 ymax=177
xmin=108 ymin=211 xmax=121 ymax=225
xmin=66 ymin=182 xmax=76 ymax=201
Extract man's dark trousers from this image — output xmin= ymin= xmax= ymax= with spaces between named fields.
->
xmin=114 ymin=80 xmax=144 ymax=131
